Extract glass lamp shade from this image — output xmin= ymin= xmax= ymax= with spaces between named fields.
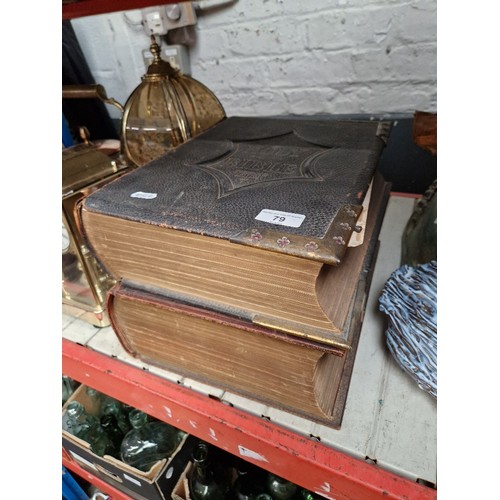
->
xmin=121 ymin=36 xmax=226 ymax=167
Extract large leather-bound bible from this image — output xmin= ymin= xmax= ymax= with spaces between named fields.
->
xmin=105 ymin=169 xmax=390 ymax=425
xmin=81 ymin=116 xmax=391 ymax=348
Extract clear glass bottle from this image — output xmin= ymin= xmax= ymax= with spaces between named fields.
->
xmin=189 ymin=442 xmax=230 ymax=500
xmin=266 ymin=473 xmax=298 ymax=500
xmin=120 ymin=409 xmax=185 ymax=471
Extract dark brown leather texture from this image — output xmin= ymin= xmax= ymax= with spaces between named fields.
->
xmin=83 ymin=116 xmax=390 ymax=261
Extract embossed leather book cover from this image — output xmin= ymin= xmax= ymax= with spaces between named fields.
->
xmin=83 ymin=116 xmax=390 ymax=266
xmin=81 ymin=117 xmax=390 ymax=344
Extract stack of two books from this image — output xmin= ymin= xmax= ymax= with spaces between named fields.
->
xmin=80 ymin=116 xmax=392 ymax=428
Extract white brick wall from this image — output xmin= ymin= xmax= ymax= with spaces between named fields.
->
xmin=71 ymin=0 xmax=436 ymax=120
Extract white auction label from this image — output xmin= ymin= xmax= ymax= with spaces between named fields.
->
xmin=130 ymin=191 xmax=157 ymax=199
xmin=255 ymin=209 xmax=305 ymax=228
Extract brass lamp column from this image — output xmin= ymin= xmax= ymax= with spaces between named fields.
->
xmin=121 ymin=35 xmax=226 ymax=167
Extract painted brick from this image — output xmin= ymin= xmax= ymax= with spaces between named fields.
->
xmin=261 ymin=50 xmax=355 ymax=87
xmin=394 ymin=0 xmax=437 ymax=44
xmin=306 ymin=3 xmax=436 ymax=51
xmin=330 ymin=82 xmax=437 ymax=113
xmin=190 ymin=27 xmax=228 ymax=62
xmin=281 ymin=88 xmax=342 ymax=115
xmin=217 ymin=80 xmax=436 ymax=117
xmin=351 ymin=43 xmax=437 ymax=82
xmin=196 ymin=0 xmax=411 ymax=26
xmin=193 ymin=57 xmax=271 ymax=92
xmin=221 ymin=89 xmax=290 ymax=115
xmin=70 ymin=0 xmax=437 ymax=117
xmin=221 ymin=19 xmax=307 ymax=57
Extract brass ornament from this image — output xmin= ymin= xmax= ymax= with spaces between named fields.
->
xmin=121 ymin=35 xmax=226 ymax=167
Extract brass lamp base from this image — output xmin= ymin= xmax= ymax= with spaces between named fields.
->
xmin=62 ymin=302 xmax=111 ymax=329
xmin=62 ymin=143 xmax=132 ymax=328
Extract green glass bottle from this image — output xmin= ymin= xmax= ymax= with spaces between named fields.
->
xmin=189 ymin=442 xmax=230 ymax=500
xmin=300 ymin=489 xmax=320 ymax=500
xmin=128 ymin=408 xmax=149 ymax=428
xmin=85 ymin=387 xmax=103 ymax=409
xmin=120 ymin=409 xmax=185 ymax=471
xmin=230 ymin=460 xmax=267 ymax=500
xmin=85 ymin=425 xmax=112 ymax=457
xmin=63 ymin=401 xmax=111 ymax=457
xmin=63 ymin=401 xmax=97 ymax=437
xmin=100 ymin=397 xmax=132 ymax=435
xmin=62 ymin=376 xmax=77 ymax=406
xmin=85 ymin=387 xmax=133 ymax=435
xmin=100 ymin=414 xmax=125 ymax=459
xmin=266 ymin=473 xmax=298 ymax=500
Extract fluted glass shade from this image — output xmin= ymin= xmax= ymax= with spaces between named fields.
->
xmin=121 ymin=36 xmax=226 ymax=167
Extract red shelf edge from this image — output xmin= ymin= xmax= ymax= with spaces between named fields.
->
xmin=63 ymin=456 xmax=131 ymax=500
xmin=62 ymin=338 xmax=436 ymax=500
xmin=63 ymin=0 xmax=182 ymax=20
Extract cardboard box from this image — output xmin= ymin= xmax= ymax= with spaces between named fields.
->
xmin=62 ymin=384 xmax=197 ymax=500
xmin=171 ymin=459 xmax=239 ymax=500
xmin=171 ymin=462 xmax=193 ymax=500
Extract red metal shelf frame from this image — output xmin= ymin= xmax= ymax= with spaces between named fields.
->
xmin=62 ymin=338 xmax=436 ymax=500
xmin=64 ymin=455 xmax=131 ymax=500
xmin=63 ymin=0 xmax=182 ymax=20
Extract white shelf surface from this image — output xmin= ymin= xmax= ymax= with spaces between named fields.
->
xmin=62 ymin=195 xmax=436 ymax=485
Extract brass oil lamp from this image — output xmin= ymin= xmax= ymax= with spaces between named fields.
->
xmin=121 ymin=35 xmax=226 ymax=167
xmin=61 ymin=36 xmax=225 ymax=325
